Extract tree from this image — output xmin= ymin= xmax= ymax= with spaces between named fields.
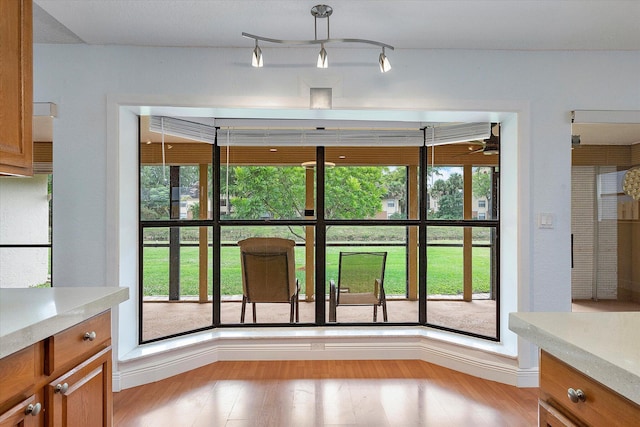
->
xmin=382 ymin=167 xmax=406 ymax=218
xmin=231 ymin=166 xmax=306 ymax=219
xmin=179 ymin=166 xmax=201 ymax=196
xmin=140 ymin=165 xmax=204 ymax=220
xmin=142 ymin=186 xmax=170 ymax=219
xmin=472 ymin=167 xmax=492 ymax=201
xmin=325 ymin=167 xmax=385 ymax=219
xmin=229 ymin=166 xmax=385 ymax=237
xmin=189 ymin=202 xmax=200 ymax=219
xmin=140 ymin=165 xmax=170 ymax=219
xmin=429 ymin=172 xmax=463 ymax=219
xmin=472 ymin=167 xmax=494 ymax=216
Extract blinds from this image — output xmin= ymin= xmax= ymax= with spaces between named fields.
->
xmin=216 ymin=128 xmax=424 ymax=147
xmin=424 ymin=122 xmax=491 ymax=146
xmin=571 ymin=166 xmax=596 ymax=299
xmin=149 ymin=116 xmax=491 ymax=147
xmin=218 ymin=122 xmax=490 ymax=147
xmin=32 ymin=162 xmax=53 ymax=174
xmin=571 ymin=166 xmax=619 ymax=300
xmin=149 ymin=116 xmax=216 ymax=144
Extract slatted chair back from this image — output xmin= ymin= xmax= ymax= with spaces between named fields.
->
xmin=237 ymin=237 xmax=299 ymax=323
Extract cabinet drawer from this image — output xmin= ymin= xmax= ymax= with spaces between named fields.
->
xmin=540 ymin=350 xmax=640 ymax=426
xmin=45 ymin=311 xmax=111 ymax=375
xmin=0 ymin=345 xmax=35 ymax=408
xmin=0 ymin=395 xmax=40 ymax=427
xmin=538 ymin=399 xmax=583 ymax=427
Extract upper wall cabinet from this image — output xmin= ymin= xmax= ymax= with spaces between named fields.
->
xmin=0 ymin=0 xmax=33 ymax=176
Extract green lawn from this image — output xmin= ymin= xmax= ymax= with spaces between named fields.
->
xmin=142 ymin=244 xmax=491 ymax=297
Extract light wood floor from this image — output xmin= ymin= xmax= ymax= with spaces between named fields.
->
xmin=113 ymin=360 xmax=538 ymax=426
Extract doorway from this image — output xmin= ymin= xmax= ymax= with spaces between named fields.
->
xmin=571 ymin=120 xmax=640 ymax=311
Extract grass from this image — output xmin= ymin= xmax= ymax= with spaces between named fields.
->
xmin=142 ymin=244 xmax=492 ymax=297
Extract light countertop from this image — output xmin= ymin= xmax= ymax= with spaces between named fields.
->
xmin=0 ymin=287 xmax=129 ymax=359
xmin=509 ymin=311 xmax=640 ymax=405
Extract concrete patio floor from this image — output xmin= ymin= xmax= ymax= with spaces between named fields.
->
xmin=141 ymin=297 xmax=498 ymax=341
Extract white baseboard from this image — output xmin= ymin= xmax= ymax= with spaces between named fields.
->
xmin=113 ymin=332 xmax=538 ymax=391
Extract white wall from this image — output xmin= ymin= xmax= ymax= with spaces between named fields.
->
xmin=0 ymin=175 xmax=49 ymax=288
xmin=32 ymin=45 xmax=640 ymax=376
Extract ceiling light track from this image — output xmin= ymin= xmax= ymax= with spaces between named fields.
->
xmin=242 ymin=33 xmax=394 ymax=50
xmin=243 ymin=4 xmax=394 ymax=72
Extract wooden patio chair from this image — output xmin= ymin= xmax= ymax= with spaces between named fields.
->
xmin=329 ymin=251 xmax=388 ymax=322
xmin=238 ymin=237 xmax=299 ymax=323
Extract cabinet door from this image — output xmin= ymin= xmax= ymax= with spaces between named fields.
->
xmin=46 ymin=347 xmax=112 ymax=427
xmin=0 ymin=0 xmax=33 ymax=176
xmin=0 ymin=395 xmax=40 ymax=427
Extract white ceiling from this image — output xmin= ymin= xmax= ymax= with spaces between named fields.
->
xmin=32 ymin=1 xmax=640 ymax=146
xmin=33 ymin=0 xmax=640 ymax=50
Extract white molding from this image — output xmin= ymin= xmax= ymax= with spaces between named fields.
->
xmin=108 ymin=98 xmax=535 ymax=392
xmin=417 ymin=340 xmax=538 ymax=387
xmin=114 ymin=335 xmax=539 ymax=391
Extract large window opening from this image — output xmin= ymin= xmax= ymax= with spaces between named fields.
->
xmin=139 ymin=118 xmax=500 ymax=343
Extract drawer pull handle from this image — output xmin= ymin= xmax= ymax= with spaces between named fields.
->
xmin=55 ymin=382 xmax=69 ymax=394
xmin=25 ymin=402 xmax=42 ymax=416
xmin=83 ymin=331 xmax=97 ymax=341
xmin=568 ymin=388 xmax=586 ymax=403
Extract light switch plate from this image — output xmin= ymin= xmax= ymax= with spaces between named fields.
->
xmin=537 ymin=212 xmax=554 ymax=229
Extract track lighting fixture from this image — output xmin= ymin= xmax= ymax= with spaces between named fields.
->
xmin=243 ymin=4 xmax=393 ymax=72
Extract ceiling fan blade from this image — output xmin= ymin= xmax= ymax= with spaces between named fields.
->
xmin=467 ymin=147 xmax=485 ymax=155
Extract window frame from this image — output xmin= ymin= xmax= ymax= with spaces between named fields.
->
xmin=138 ymin=123 xmax=500 ymax=344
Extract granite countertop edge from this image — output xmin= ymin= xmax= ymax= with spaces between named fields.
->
xmin=509 ymin=312 xmax=640 ymax=406
xmin=0 ymin=287 xmax=129 ymax=359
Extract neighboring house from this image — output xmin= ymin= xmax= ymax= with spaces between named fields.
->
xmin=425 ymin=193 xmax=489 ymax=219
xmin=377 ymin=197 xmax=401 ymax=219
xmin=473 ymin=197 xmax=489 ymax=220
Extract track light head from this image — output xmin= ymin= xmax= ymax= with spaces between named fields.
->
xmin=379 ymin=47 xmax=391 ymax=73
xmin=251 ymin=41 xmax=263 ymax=67
xmin=317 ymin=44 xmax=328 ymax=68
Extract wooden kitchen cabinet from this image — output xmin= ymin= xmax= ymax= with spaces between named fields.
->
xmin=46 ymin=347 xmax=112 ymax=427
xmin=0 ymin=311 xmax=113 ymax=426
xmin=539 ymin=350 xmax=640 ymax=426
xmin=0 ymin=0 xmax=33 ymax=176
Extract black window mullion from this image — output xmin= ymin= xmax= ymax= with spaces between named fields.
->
xmin=137 ymin=117 xmax=144 ymax=344
xmin=169 ymin=166 xmax=181 ymax=301
xmin=212 ymin=135 xmax=221 ymax=326
xmin=418 ymin=144 xmax=427 ymax=324
xmin=315 ymin=146 xmax=326 ymax=325
xmin=405 ymin=166 xmax=410 ymax=298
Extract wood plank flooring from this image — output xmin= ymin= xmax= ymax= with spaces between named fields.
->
xmin=113 ymin=360 xmax=538 ymax=426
